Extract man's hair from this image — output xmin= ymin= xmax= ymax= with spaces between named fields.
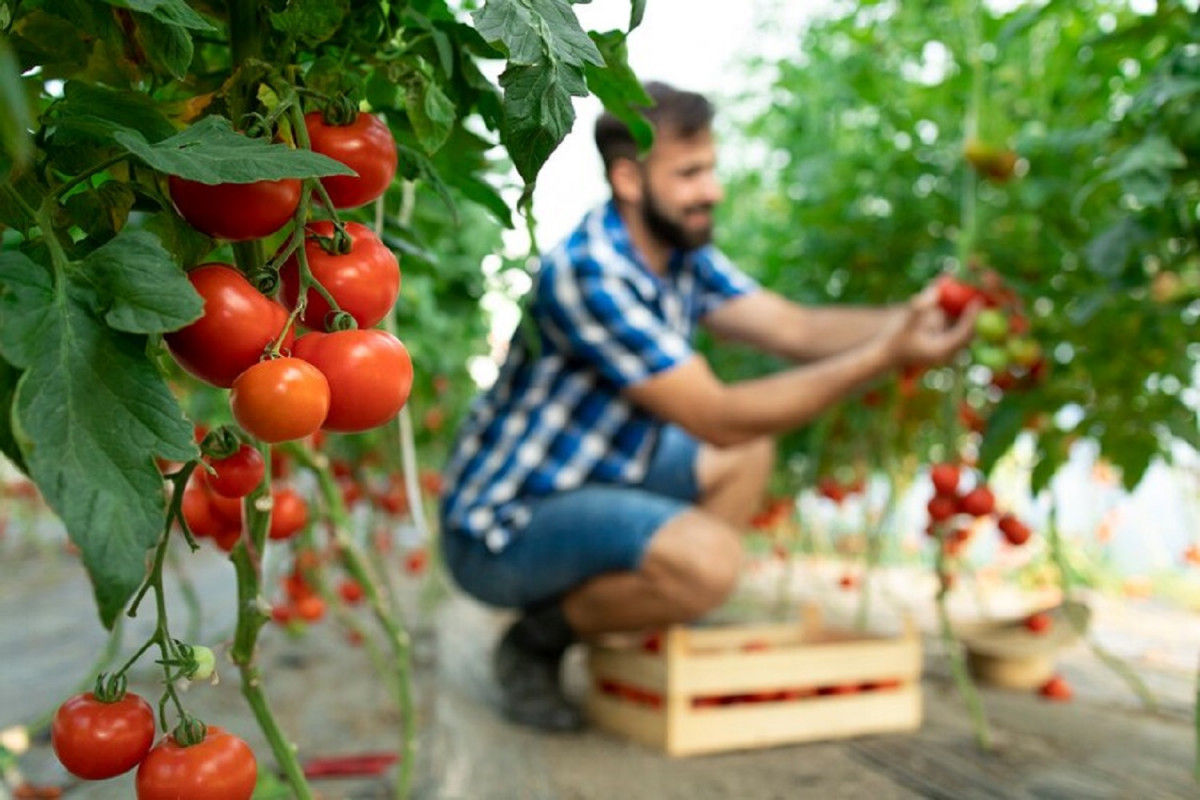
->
xmin=593 ymin=82 xmax=715 ymax=174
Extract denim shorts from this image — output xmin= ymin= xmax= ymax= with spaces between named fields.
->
xmin=440 ymin=425 xmax=700 ymax=609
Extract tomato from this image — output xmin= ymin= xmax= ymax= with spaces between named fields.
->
xmin=1007 ymin=337 xmax=1042 ymax=368
xmin=304 ymin=112 xmax=397 ymax=209
xmin=52 ymin=691 xmax=156 ymax=780
xmin=165 ymin=265 xmax=295 ymax=388
xmin=206 ymin=444 xmax=265 ymax=499
xmin=278 ymin=222 xmax=400 ymax=330
xmin=268 ymin=487 xmax=308 ymax=540
xmin=136 ymin=726 xmax=256 ymax=800
xmin=338 ymin=578 xmax=364 ymax=605
xmin=180 ymin=484 xmax=222 ymax=538
xmin=169 ymin=176 xmax=300 ymax=241
xmin=1024 ymin=612 xmax=1053 ymax=634
xmin=404 ymin=548 xmax=428 ymax=575
xmin=936 ymin=275 xmax=980 ymax=319
xmin=964 ymin=138 xmax=1019 ymax=183
xmin=230 ymin=358 xmax=330 ymax=443
xmin=294 ymin=594 xmax=326 ymax=622
xmin=997 ymin=513 xmax=1032 ymax=545
xmin=972 ymin=344 xmax=1010 ymax=373
xmin=293 ymin=329 xmax=413 ymax=432
xmin=974 ymin=308 xmax=1009 ymax=343
xmin=958 ymin=486 xmax=995 ymax=517
xmin=926 ymin=495 xmax=957 ymax=522
xmin=929 ymin=463 xmax=960 ymax=497
xmin=1038 ymin=675 xmax=1072 ymax=701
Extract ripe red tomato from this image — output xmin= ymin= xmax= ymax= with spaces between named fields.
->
xmin=180 ymin=484 xmax=222 ymax=538
xmin=136 ymin=726 xmax=257 ymax=800
xmin=165 ymin=264 xmax=295 ymax=388
xmin=304 ymin=112 xmax=398 ymax=209
xmin=936 ymin=275 xmax=981 ymax=319
xmin=205 ymin=444 xmax=265 ymax=499
xmin=52 ymin=691 xmax=156 ymax=780
xmin=268 ymin=487 xmax=309 ymax=540
xmin=927 ymin=495 xmax=958 ymax=522
xmin=958 ymin=486 xmax=996 ymax=517
xmin=1024 ymin=612 xmax=1053 ymax=634
xmin=1038 ymin=675 xmax=1072 ymax=701
xmin=277 ymin=221 xmax=400 ymax=330
xmin=997 ymin=513 xmax=1032 ymax=545
xmin=338 ymin=578 xmax=365 ymax=605
xmin=293 ymin=329 xmax=413 ymax=432
xmin=929 ymin=463 xmax=960 ymax=496
xmin=169 ymin=176 xmax=300 ymax=241
xmin=230 ymin=358 xmax=330 ymax=443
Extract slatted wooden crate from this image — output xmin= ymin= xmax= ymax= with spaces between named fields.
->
xmin=585 ymin=607 xmax=922 ymax=756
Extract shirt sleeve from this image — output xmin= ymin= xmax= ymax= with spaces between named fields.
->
xmin=540 ymin=262 xmax=692 ymax=389
xmin=693 ymin=247 xmax=760 ymax=318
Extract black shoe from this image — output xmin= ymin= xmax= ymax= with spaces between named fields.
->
xmin=493 ymin=618 xmax=586 ymax=732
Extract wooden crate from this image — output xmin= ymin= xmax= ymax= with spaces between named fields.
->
xmin=585 ymin=607 xmax=922 ymax=756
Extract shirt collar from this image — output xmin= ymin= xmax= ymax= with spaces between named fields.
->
xmin=600 ymin=199 xmax=692 ymax=279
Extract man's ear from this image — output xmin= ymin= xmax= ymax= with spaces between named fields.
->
xmin=609 ymin=157 xmax=643 ymax=206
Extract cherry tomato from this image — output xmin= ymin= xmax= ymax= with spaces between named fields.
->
xmin=268 ymin=487 xmax=308 ymax=540
xmin=292 ymin=329 xmax=413 ymax=432
xmin=936 ymin=275 xmax=981 ymax=319
xmin=997 ymin=513 xmax=1032 ymax=545
xmin=929 ymin=463 xmax=960 ymax=497
xmin=304 ymin=112 xmax=397 ymax=209
xmin=52 ymin=691 xmax=156 ymax=780
xmin=338 ymin=578 xmax=364 ymax=605
xmin=180 ymin=484 xmax=222 ymax=538
xmin=206 ymin=444 xmax=265 ymax=499
xmin=230 ymin=358 xmax=330 ymax=443
xmin=958 ymin=486 xmax=995 ymax=517
xmin=165 ymin=265 xmax=295 ymax=388
xmin=927 ymin=495 xmax=958 ymax=522
xmin=136 ymin=726 xmax=257 ymax=800
xmin=169 ymin=176 xmax=300 ymax=241
xmin=278 ymin=222 xmax=400 ymax=330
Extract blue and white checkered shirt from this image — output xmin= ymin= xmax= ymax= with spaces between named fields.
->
xmin=441 ymin=200 xmax=759 ymax=552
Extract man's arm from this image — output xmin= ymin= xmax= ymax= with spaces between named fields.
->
xmin=628 ymin=286 xmax=979 ymax=447
xmin=702 ymin=288 xmax=904 ymax=362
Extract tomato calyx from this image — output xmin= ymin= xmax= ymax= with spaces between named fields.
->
xmin=308 ymin=223 xmax=354 ymax=256
xmin=172 ymin=715 xmax=208 ymax=748
xmin=200 ymin=427 xmax=241 ymax=461
xmin=92 ymin=672 xmax=129 ymax=703
xmin=319 ymin=94 xmax=361 ymax=127
xmin=250 ymin=267 xmax=281 ymax=296
xmin=325 ymin=309 xmax=357 ymax=333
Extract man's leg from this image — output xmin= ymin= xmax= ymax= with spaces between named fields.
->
xmin=695 ymin=435 xmax=776 ymax=527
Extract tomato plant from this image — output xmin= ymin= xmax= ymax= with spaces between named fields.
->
xmin=168 ymin=176 xmax=301 ymax=242
xmin=52 ymin=691 xmax=156 ymax=780
xmin=278 ymin=221 xmax=401 ymax=331
xmin=293 ymin=329 xmax=413 ymax=432
xmin=165 ymin=265 xmax=295 ymax=389
xmin=230 ymin=358 xmax=331 ymax=443
xmin=304 ymin=112 xmax=398 ymax=210
xmin=136 ymin=726 xmax=257 ymax=800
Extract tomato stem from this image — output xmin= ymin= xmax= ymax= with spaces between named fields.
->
xmin=47 ymin=153 xmax=130 ymax=202
xmin=934 ymin=536 xmax=992 ymax=750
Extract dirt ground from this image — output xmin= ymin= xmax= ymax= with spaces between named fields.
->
xmin=1 ymin=541 xmax=1198 ymax=800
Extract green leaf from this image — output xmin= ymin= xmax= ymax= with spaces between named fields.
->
xmin=0 ymin=251 xmax=197 ymax=628
xmin=498 ymin=61 xmax=581 ymax=183
xmin=474 ymin=0 xmax=603 ymax=68
xmin=407 ymin=74 xmax=457 ymax=154
xmin=1100 ymin=135 xmax=1187 ymax=208
xmin=629 ymin=0 xmax=645 ymax=30
xmin=0 ymin=38 xmax=33 ymax=170
xmin=100 ymin=0 xmax=215 ymax=31
xmin=977 ymin=397 xmax=1026 ymax=476
xmin=49 ymin=82 xmax=178 ymax=145
xmin=0 ymin=355 xmax=28 ymax=475
xmin=586 ymin=30 xmax=654 ymax=152
xmin=1083 ymin=216 xmax=1147 ymax=279
xmin=136 ymin=12 xmax=194 ymax=79
xmin=80 ymin=230 xmax=203 ymax=334
xmin=269 ymin=0 xmax=350 ymax=45
xmin=113 ymin=116 xmax=355 ymax=183
xmin=396 ymin=144 xmax=459 ymax=223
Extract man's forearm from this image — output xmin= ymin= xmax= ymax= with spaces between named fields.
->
xmin=779 ymin=304 xmax=905 ymax=362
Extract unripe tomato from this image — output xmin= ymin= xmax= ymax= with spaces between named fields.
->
xmin=304 ymin=112 xmax=398 ymax=209
xmin=165 ymin=265 xmax=295 ymax=388
xmin=52 ymin=691 xmax=156 ymax=780
xmin=136 ymin=726 xmax=257 ymax=800
xmin=974 ymin=309 xmax=1009 ymax=343
xmin=206 ymin=444 xmax=265 ymax=499
xmin=230 ymin=358 xmax=330 ymax=443
xmin=293 ymin=329 xmax=413 ymax=433
xmin=278 ymin=222 xmax=400 ymax=330
xmin=169 ymin=176 xmax=300 ymax=241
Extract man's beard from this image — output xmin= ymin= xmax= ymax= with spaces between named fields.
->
xmin=641 ymin=186 xmax=715 ymax=252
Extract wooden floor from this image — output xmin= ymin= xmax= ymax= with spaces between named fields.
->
xmin=2 ymin=541 xmax=1197 ymax=800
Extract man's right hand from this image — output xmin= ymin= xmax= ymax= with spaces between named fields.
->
xmin=877 ymin=284 xmax=981 ymax=368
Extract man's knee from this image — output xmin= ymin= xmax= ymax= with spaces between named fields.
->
xmin=642 ymin=512 xmax=743 ymax=619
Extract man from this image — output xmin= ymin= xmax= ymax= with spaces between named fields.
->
xmin=439 ymin=82 xmax=978 ymax=731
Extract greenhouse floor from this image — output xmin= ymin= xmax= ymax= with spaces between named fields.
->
xmin=2 ymin=543 xmax=1197 ymax=800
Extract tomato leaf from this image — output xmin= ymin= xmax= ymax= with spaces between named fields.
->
xmin=629 ymin=0 xmax=645 ymax=31
xmin=585 ymin=31 xmax=653 ymax=152
xmin=0 ymin=251 xmax=198 ymax=629
xmin=474 ymin=0 xmax=603 ymax=68
xmin=0 ymin=38 xmax=33 ymax=172
xmin=269 ymin=0 xmax=350 ymax=46
xmin=47 ymin=82 xmax=179 ymax=146
xmin=977 ymin=397 xmax=1027 ymax=477
xmin=135 ymin=12 xmax=195 ymax=79
xmin=99 ymin=0 xmax=216 ymax=31
xmin=113 ymin=116 xmax=356 ymax=183
xmin=497 ymin=62 xmax=582 ymax=183
xmin=406 ymin=72 xmax=457 ymax=155
xmin=0 ymin=355 xmax=28 ymax=475
xmin=80 ymin=230 xmax=203 ymax=334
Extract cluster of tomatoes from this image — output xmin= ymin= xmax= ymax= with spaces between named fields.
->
xmin=926 ymin=461 xmax=1033 ymax=559
xmin=52 ymin=683 xmax=256 ymax=799
xmin=164 ymin=110 xmax=413 ymax=445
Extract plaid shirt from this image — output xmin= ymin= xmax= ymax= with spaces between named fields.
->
xmin=441 ymin=200 xmax=759 ymax=552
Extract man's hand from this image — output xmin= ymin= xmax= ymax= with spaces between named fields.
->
xmin=876 ymin=284 xmax=980 ymax=367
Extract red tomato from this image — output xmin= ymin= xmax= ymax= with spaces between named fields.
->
xmin=268 ymin=487 xmax=309 ymax=540
xmin=205 ymin=444 xmax=265 ymax=499
xmin=1038 ymin=675 xmax=1072 ymax=701
xmin=278 ymin=222 xmax=400 ymax=330
xmin=927 ymin=495 xmax=958 ymax=522
xmin=295 ymin=594 xmax=326 ymax=622
xmin=997 ymin=513 xmax=1032 ymax=545
xmin=304 ymin=112 xmax=397 ymax=209
xmin=929 ymin=463 xmax=960 ymax=496
xmin=165 ymin=265 xmax=295 ymax=388
xmin=404 ymin=548 xmax=428 ymax=575
xmin=52 ymin=691 xmax=156 ymax=780
xmin=1024 ymin=612 xmax=1053 ymax=634
xmin=169 ymin=176 xmax=300 ymax=241
xmin=936 ymin=275 xmax=981 ymax=319
xmin=180 ymin=485 xmax=222 ymax=538
xmin=293 ymin=329 xmax=413 ymax=432
xmin=958 ymin=487 xmax=996 ymax=517
xmin=230 ymin=358 xmax=330 ymax=443
xmin=136 ymin=726 xmax=257 ymax=800
xmin=338 ymin=578 xmax=365 ymax=605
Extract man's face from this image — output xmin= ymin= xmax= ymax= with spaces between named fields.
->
xmin=637 ymin=129 xmax=724 ymax=251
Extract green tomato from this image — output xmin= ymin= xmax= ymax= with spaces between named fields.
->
xmin=973 ymin=344 xmax=1010 ymax=373
xmin=974 ymin=308 xmax=1010 ymax=343
xmin=1007 ymin=337 xmax=1042 ymax=368
xmin=187 ymin=645 xmax=217 ymax=682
